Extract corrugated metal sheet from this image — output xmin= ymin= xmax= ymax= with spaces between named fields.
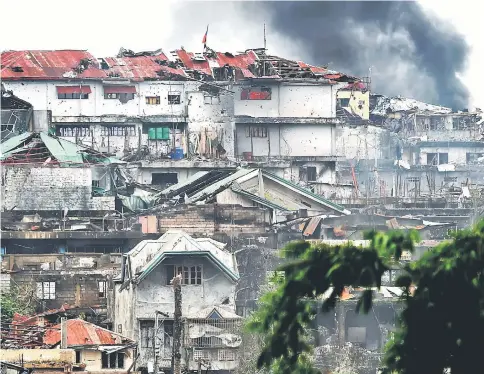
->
xmin=44 ymin=319 xmax=133 ymax=346
xmin=175 ymin=50 xmax=212 ymax=76
xmin=0 ymin=132 xmax=34 ymax=155
xmin=138 ymin=215 xmax=158 ymax=234
xmin=214 ymin=51 xmax=258 ymax=70
xmin=161 ymin=171 xmax=210 ymax=195
xmin=103 ymin=85 xmax=137 ymax=94
xmin=40 ymin=132 xmax=83 ymax=165
xmin=103 ymin=54 xmax=186 ymax=81
xmin=303 ymin=216 xmax=322 ymax=236
xmin=1 ymin=50 xmax=107 ymax=80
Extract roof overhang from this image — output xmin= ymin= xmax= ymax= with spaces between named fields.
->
xmin=135 ymin=251 xmax=239 ymax=284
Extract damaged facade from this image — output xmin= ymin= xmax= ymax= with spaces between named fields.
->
xmin=1 ymin=41 xmax=481 ymax=374
xmin=111 ymin=230 xmax=241 ymax=373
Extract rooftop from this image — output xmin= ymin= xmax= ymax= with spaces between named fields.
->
xmin=1 ymin=47 xmax=359 ymax=84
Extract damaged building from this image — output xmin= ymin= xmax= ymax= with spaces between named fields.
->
xmin=111 ymin=230 xmax=241 ymax=373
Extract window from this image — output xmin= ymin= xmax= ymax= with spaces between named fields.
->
xmin=92 ymin=180 xmax=100 ymax=188
xmin=168 ymin=92 xmax=181 ymax=105
xmin=36 ymin=281 xmax=55 ymax=300
xmin=104 ymin=93 xmax=135 ymax=101
xmin=146 ymin=96 xmax=161 ymax=105
xmin=426 ymin=153 xmax=438 ymax=166
xmin=218 ymin=349 xmax=237 ymax=361
xmin=204 ymin=95 xmax=220 ymax=105
xmin=406 ymin=177 xmax=421 ymax=183
xmin=75 ymin=351 xmax=81 ymax=364
xmin=240 ymin=86 xmax=272 ymax=100
xmin=117 ymin=324 xmax=123 ymax=333
xmin=347 ymin=326 xmax=366 ymax=344
xmin=444 ymin=176 xmax=458 ymax=183
xmin=101 ymin=125 xmax=136 ymax=136
xmin=338 ymin=98 xmax=350 ymax=107
xmin=245 ymin=126 xmax=267 ymax=138
xmin=1 ymin=124 xmax=14 ymax=132
xmin=307 ymin=166 xmax=317 ymax=182
xmin=58 ymin=93 xmax=89 ymax=99
xmin=140 ymin=321 xmax=155 ymax=348
xmin=56 ymin=125 xmax=89 ymax=137
xmin=193 ymin=350 xmax=211 ymax=361
xmin=101 ymin=352 xmax=124 ymax=369
xmin=165 ymin=265 xmax=202 ymax=285
xmin=98 ymin=281 xmax=107 ymax=298
xmin=151 ymin=173 xmax=178 ymax=186
xmin=439 ymin=153 xmax=448 ymax=164
xmin=429 ymin=117 xmax=444 ymax=130
xmin=453 ymin=116 xmax=471 ymax=130
xmin=466 ymin=153 xmax=483 ymax=164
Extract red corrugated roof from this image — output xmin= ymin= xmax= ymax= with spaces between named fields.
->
xmin=214 ymin=51 xmax=258 ymax=70
xmin=175 ymin=49 xmax=212 ymax=76
xmin=103 ymin=54 xmax=186 ymax=81
xmin=297 ymin=61 xmax=327 ymax=75
xmin=43 ymin=319 xmax=133 ymax=346
xmin=1 ymin=50 xmax=107 ymax=80
xmin=341 ymin=81 xmax=367 ymax=91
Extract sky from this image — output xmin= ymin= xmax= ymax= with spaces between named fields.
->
xmin=1 ymin=0 xmax=482 ymax=110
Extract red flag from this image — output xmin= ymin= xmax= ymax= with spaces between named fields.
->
xmin=202 ymin=25 xmax=209 ymax=45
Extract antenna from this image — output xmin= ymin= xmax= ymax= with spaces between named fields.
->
xmin=264 ymin=23 xmax=267 ymax=50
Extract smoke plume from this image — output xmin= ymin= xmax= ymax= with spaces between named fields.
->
xmin=239 ymin=1 xmax=469 ymax=109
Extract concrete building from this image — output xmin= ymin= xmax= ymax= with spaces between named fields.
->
xmin=1 ymin=48 xmax=361 ymax=189
xmin=112 ymin=230 xmax=241 ymax=373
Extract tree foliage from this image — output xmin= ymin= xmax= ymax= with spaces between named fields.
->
xmin=247 ymin=221 xmax=484 ymax=374
xmin=1 ymin=284 xmax=36 ymax=321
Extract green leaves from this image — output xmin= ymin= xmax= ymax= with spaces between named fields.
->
xmin=247 ymin=222 xmax=484 ymax=374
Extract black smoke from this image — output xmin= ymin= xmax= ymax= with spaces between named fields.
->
xmin=240 ymin=1 xmax=469 ymax=109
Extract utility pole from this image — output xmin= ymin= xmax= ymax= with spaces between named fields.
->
xmin=60 ymin=317 xmax=67 ymax=349
xmin=172 ymin=274 xmax=182 ymax=374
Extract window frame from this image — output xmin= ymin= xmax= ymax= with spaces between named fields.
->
xmin=245 ymin=126 xmax=267 ymax=138
xmin=98 ymin=280 xmax=107 ymax=298
xmin=36 ymin=281 xmax=56 ymax=300
xmin=168 ymin=92 xmax=181 ymax=105
xmin=166 ymin=265 xmax=202 ymax=285
xmin=145 ymin=96 xmax=161 ymax=105
xmin=101 ymin=352 xmax=125 ymax=369
xmin=56 ymin=125 xmax=90 ymax=137
xmin=101 ymin=125 xmax=136 ymax=137
xmin=58 ymin=93 xmax=89 ymax=100
xmin=140 ymin=320 xmax=155 ymax=348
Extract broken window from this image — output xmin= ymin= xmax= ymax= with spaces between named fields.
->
xmin=245 ymin=126 xmax=267 ymax=138
xmin=240 ymin=86 xmax=272 ymax=100
xmin=101 ymin=125 xmax=136 ymax=136
xmin=36 ymin=281 xmax=55 ymax=300
xmin=165 ymin=265 xmax=202 ymax=285
xmin=56 ymin=125 xmax=89 ymax=137
xmin=429 ymin=117 xmax=444 ymax=130
xmin=426 ymin=153 xmax=438 ymax=166
xmin=101 ymin=352 xmax=124 ymax=369
xmin=1 ymin=124 xmax=14 ymax=132
xmin=140 ymin=321 xmax=155 ymax=348
xmin=307 ymin=167 xmax=317 ymax=181
xmin=453 ymin=116 xmax=471 ymax=130
xmin=337 ymin=98 xmax=350 ymax=107
xmin=146 ymin=96 xmax=161 ymax=105
xmin=151 ymin=173 xmax=178 ymax=187
xmin=168 ymin=92 xmax=181 ymax=105
xmin=466 ymin=153 xmax=484 ymax=164
xmin=98 ymin=281 xmax=107 ymax=298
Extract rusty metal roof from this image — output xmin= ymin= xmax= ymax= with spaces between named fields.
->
xmin=43 ymin=319 xmax=133 ymax=346
xmin=103 ymin=53 xmax=187 ymax=81
xmin=1 ymin=50 xmax=107 ymax=80
xmin=174 ymin=49 xmax=212 ymax=76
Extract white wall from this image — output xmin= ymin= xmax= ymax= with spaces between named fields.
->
xmin=419 ymin=145 xmax=484 ymax=165
xmin=236 ymin=123 xmax=335 ymax=157
xmin=234 ymin=82 xmax=335 ymax=118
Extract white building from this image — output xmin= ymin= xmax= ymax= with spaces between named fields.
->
xmin=112 ymin=230 xmax=241 ymax=373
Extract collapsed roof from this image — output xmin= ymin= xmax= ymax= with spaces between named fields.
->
xmin=159 ymin=168 xmax=351 ymax=217
xmin=1 ymin=48 xmax=359 ymax=83
xmin=0 ymin=132 xmax=123 ymax=166
xmin=371 ymin=94 xmax=453 ymax=116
